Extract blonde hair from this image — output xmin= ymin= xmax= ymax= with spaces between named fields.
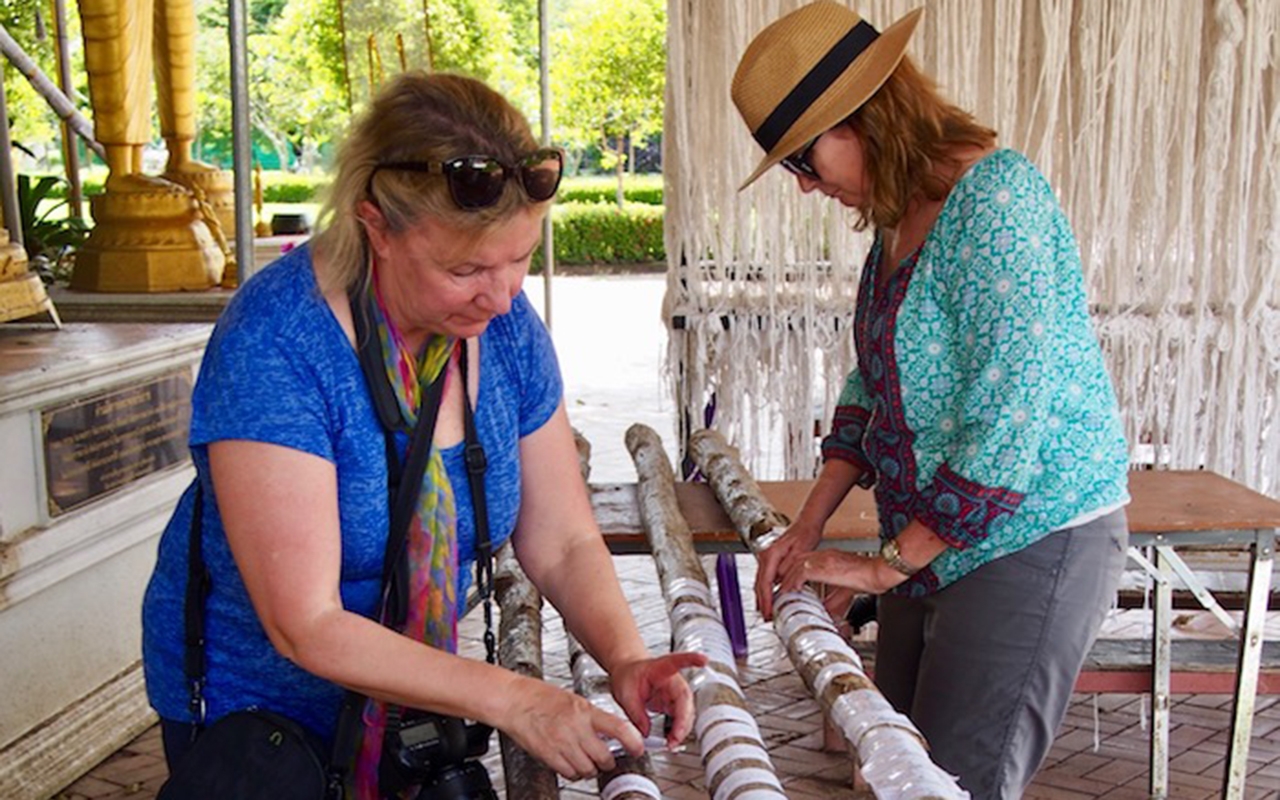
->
xmin=848 ymin=55 xmax=997 ymax=231
xmin=311 ymin=71 xmax=544 ymax=294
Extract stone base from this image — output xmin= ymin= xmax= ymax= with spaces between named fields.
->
xmin=47 ymin=284 xmax=234 ymax=323
xmin=0 ymin=323 xmax=208 ymax=798
xmin=0 ymin=664 xmax=155 ymax=800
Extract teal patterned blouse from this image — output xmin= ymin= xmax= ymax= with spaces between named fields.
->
xmin=821 ymin=149 xmax=1130 ymax=596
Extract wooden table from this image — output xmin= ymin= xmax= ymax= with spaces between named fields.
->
xmin=593 ymin=470 xmax=1280 ymax=800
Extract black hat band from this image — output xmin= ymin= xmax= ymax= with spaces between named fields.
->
xmin=752 ymin=20 xmax=880 ymax=153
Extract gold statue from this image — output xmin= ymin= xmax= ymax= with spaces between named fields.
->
xmin=253 ymin=163 xmax=271 ymax=238
xmin=72 ymin=0 xmax=234 ymax=292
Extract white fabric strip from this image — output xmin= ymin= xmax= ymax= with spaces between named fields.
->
xmin=706 ymin=742 xmax=773 ymax=780
xmin=695 ymin=703 xmax=757 ymax=738
xmin=601 ymin=773 xmax=661 ymax=800
xmin=712 ymin=767 xmax=786 ymax=800
xmin=697 ymin=719 xmax=764 ymax=754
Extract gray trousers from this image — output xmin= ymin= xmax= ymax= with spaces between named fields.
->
xmin=875 ymin=509 xmax=1129 ymax=799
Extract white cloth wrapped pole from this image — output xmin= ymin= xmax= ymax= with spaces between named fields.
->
xmin=689 ymin=429 xmax=968 ymax=800
xmin=567 ymin=431 xmax=663 ymax=799
xmin=625 ymin=424 xmax=787 ymax=800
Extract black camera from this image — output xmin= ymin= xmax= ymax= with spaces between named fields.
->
xmin=380 ymin=710 xmax=497 ymax=800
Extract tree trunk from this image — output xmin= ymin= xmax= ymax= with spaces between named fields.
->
xmin=615 ymin=136 xmax=626 ymax=208
xmin=493 ymin=542 xmax=561 ymax=800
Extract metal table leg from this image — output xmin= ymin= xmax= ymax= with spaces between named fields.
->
xmin=1222 ymin=529 xmax=1275 ymax=799
xmin=1150 ymin=545 xmax=1172 ymax=799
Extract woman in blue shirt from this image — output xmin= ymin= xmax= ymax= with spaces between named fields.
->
xmin=143 ymin=72 xmax=702 ymax=799
xmin=732 ymin=4 xmax=1129 ymax=797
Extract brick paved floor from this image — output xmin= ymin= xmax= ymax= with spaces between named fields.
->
xmin=59 ymin=554 xmax=1280 ymax=799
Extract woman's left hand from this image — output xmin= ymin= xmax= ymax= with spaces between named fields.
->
xmin=610 ymin=651 xmax=708 ymax=748
xmin=777 ymin=549 xmax=900 ymax=597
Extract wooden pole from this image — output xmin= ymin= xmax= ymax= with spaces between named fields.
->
xmin=538 ymin=0 xmax=554 ymax=331
xmin=50 ymin=0 xmax=82 ymax=216
xmin=335 ymin=0 xmax=353 ymax=113
xmin=688 ymin=429 xmax=968 ymax=799
xmin=366 ymin=35 xmax=380 ymax=99
xmin=421 ymin=0 xmax=434 ymax=72
xmin=625 ymin=424 xmax=786 ymax=800
xmin=493 ymin=542 xmax=561 ymax=800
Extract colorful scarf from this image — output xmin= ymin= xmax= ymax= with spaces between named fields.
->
xmin=353 ymin=274 xmax=459 ymax=800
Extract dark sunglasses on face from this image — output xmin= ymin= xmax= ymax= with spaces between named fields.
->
xmin=369 ymin=147 xmax=564 ymax=210
xmin=780 ymin=136 xmax=821 ymax=181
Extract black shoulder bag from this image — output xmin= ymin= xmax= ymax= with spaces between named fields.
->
xmin=156 ymin=478 xmax=348 ymax=800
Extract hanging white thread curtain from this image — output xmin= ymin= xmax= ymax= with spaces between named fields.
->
xmin=663 ymin=0 xmax=1280 ymax=494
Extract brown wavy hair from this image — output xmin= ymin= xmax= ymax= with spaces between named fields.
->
xmin=847 ymin=55 xmax=997 ymax=231
xmin=310 ymin=71 xmax=546 ymax=294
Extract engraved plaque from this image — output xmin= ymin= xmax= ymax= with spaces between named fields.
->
xmin=42 ymin=369 xmax=194 ymax=516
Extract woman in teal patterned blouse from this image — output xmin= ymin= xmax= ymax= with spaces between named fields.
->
xmin=731 ymin=4 xmax=1130 ymax=797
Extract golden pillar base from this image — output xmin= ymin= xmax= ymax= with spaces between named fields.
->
xmin=0 ymin=235 xmax=60 ymax=325
xmin=0 ymin=274 xmax=61 ymax=325
xmin=164 ymin=166 xmax=235 ymax=239
xmin=71 ymin=179 xmax=225 ymax=293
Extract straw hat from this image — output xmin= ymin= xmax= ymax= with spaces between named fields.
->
xmin=731 ymin=2 xmax=924 ymax=190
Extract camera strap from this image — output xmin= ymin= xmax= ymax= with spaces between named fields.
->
xmin=350 ymin=279 xmax=495 ymax=659
xmin=458 ymin=340 xmax=497 ymax=666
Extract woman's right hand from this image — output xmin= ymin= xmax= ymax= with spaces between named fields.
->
xmin=501 ymin=677 xmax=644 ymax=780
xmin=754 ymin=519 xmax=824 ymax=621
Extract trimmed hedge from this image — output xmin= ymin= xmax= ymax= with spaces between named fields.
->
xmin=42 ymin=171 xmax=665 ymax=206
xmin=256 ymin=173 xmax=665 ymax=206
xmin=557 ymin=175 xmax=664 ymax=206
xmin=534 ymin=202 xmax=664 ymax=267
xmin=33 ymin=170 xmax=666 ymax=268
xmin=262 ymin=174 xmax=330 ymax=203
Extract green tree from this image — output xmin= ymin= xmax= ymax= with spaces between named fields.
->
xmin=2 ymin=0 xmax=86 ymax=167
xmin=551 ymin=0 xmax=664 ymax=206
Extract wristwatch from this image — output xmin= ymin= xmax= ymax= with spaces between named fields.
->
xmin=880 ymin=537 xmax=922 ymax=577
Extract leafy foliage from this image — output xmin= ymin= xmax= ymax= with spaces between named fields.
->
xmin=541 ymin=202 xmax=664 ymax=266
xmin=558 ymin=175 xmax=663 ymax=206
xmin=17 ymin=175 xmax=90 ymax=283
xmin=4 ymin=0 xmax=669 ymax=225
xmin=261 ymin=173 xmax=329 ymax=202
xmin=551 ymin=0 xmax=665 ymax=202
xmin=2 ymin=0 xmax=85 ymax=151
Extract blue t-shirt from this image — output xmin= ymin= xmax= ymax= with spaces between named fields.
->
xmin=142 ymin=244 xmax=562 ymax=738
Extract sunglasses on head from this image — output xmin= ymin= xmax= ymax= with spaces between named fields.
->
xmin=369 ymin=147 xmax=564 ymax=210
xmin=780 ymin=136 xmax=821 ymax=180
